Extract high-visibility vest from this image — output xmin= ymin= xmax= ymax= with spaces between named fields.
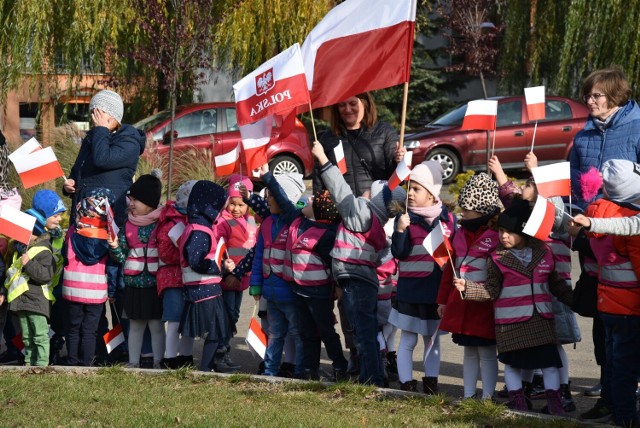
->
xmin=453 ymin=228 xmax=499 ymax=283
xmin=377 ymin=255 xmax=397 ymax=300
xmin=398 ymin=214 xmax=454 ymax=278
xmin=331 ymin=215 xmax=386 ymax=267
xmin=591 ymin=234 xmax=640 ymax=289
xmin=179 ymin=224 xmax=222 ymax=286
xmin=492 ymin=248 xmax=555 ymax=325
xmin=283 ymin=217 xmax=331 ymax=287
xmin=62 ymin=230 xmax=108 ymax=304
xmin=5 ymin=246 xmax=55 ymax=303
xmin=123 ymin=222 xmax=159 ymax=276
xmin=260 ymin=216 xmax=289 ymax=279
xmin=546 ymin=237 xmax=572 ymax=287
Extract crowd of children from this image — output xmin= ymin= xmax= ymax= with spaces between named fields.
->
xmin=3 ymin=133 xmax=640 ymax=424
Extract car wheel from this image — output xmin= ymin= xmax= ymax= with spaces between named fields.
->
xmin=269 ymin=155 xmax=303 ymax=176
xmin=427 ymin=148 xmax=460 ymax=184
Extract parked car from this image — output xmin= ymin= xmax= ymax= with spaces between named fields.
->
xmin=404 ymin=96 xmax=590 ymax=183
xmin=133 ymin=102 xmax=313 ymax=177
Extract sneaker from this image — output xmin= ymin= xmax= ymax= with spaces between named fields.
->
xmin=210 ymin=361 xmax=238 ymax=374
xmin=0 ymin=350 xmax=23 ymax=366
xmin=584 ymin=382 xmax=602 ymax=397
xmin=139 ymin=356 xmax=154 ymax=369
xmin=222 ymin=353 xmax=241 ymax=370
xmin=579 ymin=398 xmax=612 ymax=423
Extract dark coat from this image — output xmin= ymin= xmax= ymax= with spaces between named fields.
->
xmin=65 ymin=124 xmax=146 ymax=227
xmin=313 ymin=121 xmax=398 ymax=196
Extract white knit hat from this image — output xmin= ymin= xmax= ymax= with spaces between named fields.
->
xmin=90 ymin=90 xmax=124 ymax=124
xmin=410 ymin=160 xmax=443 ymax=198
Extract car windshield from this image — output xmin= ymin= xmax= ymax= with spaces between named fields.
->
xmin=133 ymin=110 xmax=173 ymax=132
xmin=429 ymin=104 xmax=467 ymax=126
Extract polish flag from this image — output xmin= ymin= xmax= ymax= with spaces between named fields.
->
xmin=301 ymin=0 xmax=417 ymax=108
xmin=12 ymin=332 xmax=25 ymax=355
xmin=234 ymin=43 xmax=310 ymax=127
xmin=524 ymin=86 xmax=546 ymax=121
xmin=105 ymin=199 xmax=119 ymax=242
xmin=103 ymin=324 xmax=125 ymax=354
xmin=240 ymin=116 xmax=272 ymax=173
xmin=0 ymin=205 xmax=37 ymax=245
xmin=388 ymin=152 xmax=412 ymax=190
xmin=422 ymin=222 xmax=453 ymax=268
xmin=334 ymin=141 xmax=347 ymax=174
xmin=168 ymin=221 xmax=186 ymax=247
xmin=531 ymin=162 xmax=571 ymax=198
xmin=523 ymin=196 xmax=556 ymax=240
xmin=8 ymin=138 xmax=42 ymax=163
xmin=215 ymin=237 xmax=227 ymax=270
xmin=246 ymin=317 xmax=268 ymax=359
xmin=460 ymin=100 xmax=498 ymax=131
xmin=11 ymin=147 xmax=65 ymax=188
xmin=214 ymin=143 xmax=241 ymax=177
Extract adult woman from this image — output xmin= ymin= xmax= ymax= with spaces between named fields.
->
xmin=312 ymin=92 xmax=403 ymax=197
xmin=569 ymin=67 xmax=640 ymax=209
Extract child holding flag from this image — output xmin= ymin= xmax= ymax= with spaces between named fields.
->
xmin=7 ymin=190 xmax=66 ymax=366
xmin=437 ymin=172 xmax=501 ymax=401
xmin=108 ymin=172 xmax=165 ymax=369
xmin=389 ymin=161 xmax=456 ymax=393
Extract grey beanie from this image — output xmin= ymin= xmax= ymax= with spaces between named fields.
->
xmin=90 ymin=90 xmax=124 ymax=124
xmin=369 ymin=179 xmax=406 ymax=219
xmin=602 ymin=159 xmax=640 ymax=203
xmin=175 ymin=180 xmax=198 ymax=213
xmin=273 ymin=173 xmax=305 ymax=203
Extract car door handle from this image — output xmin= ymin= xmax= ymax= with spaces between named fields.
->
xmin=514 ymin=131 xmax=524 ymax=137
xmin=562 ymin=126 xmax=572 ymax=132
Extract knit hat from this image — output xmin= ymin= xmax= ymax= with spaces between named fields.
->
xmin=175 ymin=180 xmax=197 ymax=214
xmin=458 ymin=172 xmax=501 ymax=215
xmin=410 ymin=160 xmax=443 ymax=198
xmin=369 ymin=179 xmax=407 ymax=219
xmin=29 ymin=190 xmax=66 ymax=235
xmin=312 ymin=190 xmax=341 ymax=223
xmin=128 ymin=170 xmax=162 ymax=209
xmin=274 ymin=173 xmax=305 ymax=203
xmin=228 ymin=174 xmax=253 ymax=198
xmin=602 ymin=159 xmax=640 ymax=203
xmin=497 ymin=199 xmax=532 ymax=235
xmin=89 ymin=90 xmax=124 ymax=124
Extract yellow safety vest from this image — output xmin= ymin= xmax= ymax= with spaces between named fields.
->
xmin=5 ymin=246 xmax=56 ymax=303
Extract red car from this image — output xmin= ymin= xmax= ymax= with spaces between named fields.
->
xmin=134 ymin=102 xmax=313 ymax=177
xmin=404 ymin=96 xmax=590 ymax=183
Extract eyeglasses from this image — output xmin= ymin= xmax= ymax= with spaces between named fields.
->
xmin=583 ymin=93 xmax=607 ymax=103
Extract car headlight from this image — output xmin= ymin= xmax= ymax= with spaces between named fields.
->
xmin=404 ymin=140 xmax=421 ymax=150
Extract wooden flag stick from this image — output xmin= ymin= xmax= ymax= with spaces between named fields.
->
xmin=308 ymin=100 xmax=319 ymax=143
xmin=398 ymin=82 xmax=409 ymax=149
xmin=530 ymin=120 xmax=538 ymax=152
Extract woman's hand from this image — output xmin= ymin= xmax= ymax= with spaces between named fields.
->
xmin=394 ymin=142 xmax=406 ymax=163
xmin=63 ymin=178 xmax=76 ymax=194
xmin=92 ymin=109 xmax=116 ymax=130
xmin=311 ymin=141 xmax=329 ymax=165
xmin=396 ymin=213 xmax=410 ymax=233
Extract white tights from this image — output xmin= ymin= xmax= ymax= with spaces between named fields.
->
xmin=129 ymin=319 xmax=165 ymax=366
xmin=462 ymin=345 xmax=498 ymax=398
xmin=397 ymin=323 xmax=440 ymax=383
xmin=165 ymin=321 xmax=194 ymax=358
xmin=505 ymin=364 xmax=560 ymax=392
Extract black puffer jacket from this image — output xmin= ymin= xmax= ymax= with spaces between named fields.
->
xmin=312 ymin=121 xmax=398 ymax=196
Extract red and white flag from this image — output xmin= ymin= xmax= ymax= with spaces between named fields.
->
xmin=388 ymin=152 xmax=412 ymax=190
xmin=105 ymin=199 xmax=119 ymax=242
xmin=103 ymin=324 xmax=125 ymax=354
xmin=214 ymin=143 xmax=240 ymax=177
xmin=523 ymin=196 xmax=556 ymax=240
xmin=301 ymin=0 xmax=417 ymax=108
xmin=460 ymin=100 xmax=498 ymax=131
xmin=215 ymin=237 xmax=227 ymax=271
xmin=8 ymin=138 xmax=42 ymax=163
xmin=531 ymin=162 xmax=571 ymax=198
xmin=234 ymin=43 xmax=310 ymax=127
xmin=246 ymin=317 xmax=268 ymax=359
xmin=524 ymin=86 xmax=546 ymax=121
xmin=11 ymin=147 xmax=64 ymax=188
xmin=0 ymin=205 xmax=36 ymax=245
xmin=422 ymin=222 xmax=453 ymax=268
xmin=334 ymin=140 xmax=347 ymax=174
xmin=240 ymin=116 xmax=272 ymax=173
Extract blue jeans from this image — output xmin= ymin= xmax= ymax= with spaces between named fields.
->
xmin=340 ymin=279 xmax=384 ymax=386
xmin=600 ymin=312 xmax=640 ymax=427
xmin=222 ymin=290 xmax=243 ymax=349
xmin=264 ymin=300 xmax=302 ymax=376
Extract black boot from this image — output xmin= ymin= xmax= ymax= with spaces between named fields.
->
xmin=278 ymin=362 xmax=296 ymax=378
xmin=521 ymin=381 xmax=534 ymax=410
xmin=399 ymin=379 xmax=418 ymax=392
xmin=561 ymin=382 xmax=576 ymax=412
xmin=422 ymin=376 xmax=438 ymax=395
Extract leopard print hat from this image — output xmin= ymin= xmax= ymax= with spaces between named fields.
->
xmin=457 ymin=172 xmax=501 ymax=215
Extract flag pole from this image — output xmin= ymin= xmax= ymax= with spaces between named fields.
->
xmin=490 ymin=129 xmax=497 ymax=158
xmin=443 ymin=242 xmax=463 ymax=299
xmin=530 ymin=120 xmax=538 ymax=152
xmin=307 ymin=100 xmax=319 ymax=143
xmin=485 ymin=130 xmax=491 ymax=178
xmin=405 ymin=178 xmax=411 ymax=213
xmin=398 ymin=81 xmax=409 ymax=149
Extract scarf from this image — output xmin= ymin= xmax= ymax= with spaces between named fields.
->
xmin=458 ymin=207 xmax=500 ymax=232
xmin=593 ymin=106 xmax=620 ymax=131
xmin=510 ymin=247 xmax=532 ymax=265
xmin=128 ymin=205 xmax=163 ymax=226
xmin=409 ymin=200 xmax=443 ymax=225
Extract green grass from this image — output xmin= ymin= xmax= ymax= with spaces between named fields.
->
xmin=0 ymin=368 xmax=584 ymax=427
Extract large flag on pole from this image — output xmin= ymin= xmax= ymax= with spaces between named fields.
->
xmin=301 ymin=0 xmax=417 ymax=108
xmin=524 ymin=86 xmax=546 ymax=121
xmin=239 ymin=117 xmax=272 ymax=173
xmin=531 ymin=162 xmax=571 ymax=198
xmin=234 ymin=43 xmax=310 ymax=127
xmin=460 ymin=100 xmax=498 ymax=131
xmin=523 ymin=196 xmax=556 ymax=240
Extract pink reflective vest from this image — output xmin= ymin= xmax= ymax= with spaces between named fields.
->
xmin=590 ymin=234 xmax=640 ymax=289
xmin=398 ymin=214 xmax=454 ymax=278
xmin=62 ymin=227 xmax=108 ymax=304
xmin=123 ymin=222 xmax=159 ymax=276
xmin=492 ymin=248 xmax=555 ymax=325
xmin=179 ymin=224 xmax=222 ymax=286
xmin=331 ymin=215 xmax=386 ymax=267
xmin=453 ymin=228 xmax=499 ymax=284
xmin=546 ymin=237 xmax=572 ymax=287
xmin=377 ymin=256 xmax=397 ymax=300
xmin=222 ymin=213 xmax=257 ymax=289
xmin=283 ymin=217 xmax=331 ymax=287
xmin=260 ymin=216 xmax=289 ymax=279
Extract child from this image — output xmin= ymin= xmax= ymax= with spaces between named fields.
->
xmin=455 ymin=199 xmax=573 ymax=415
xmin=108 ymin=172 xmax=165 ymax=369
xmin=312 ymin=140 xmax=406 ymax=387
xmin=249 ymin=169 xmax=306 ymax=378
xmin=7 ymin=190 xmax=66 ymax=366
xmin=437 ymin=172 xmax=501 ymax=400
xmin=214 ymin=175 xmax=257 ymax=371
xmin=390 ymin=161 xmax=456 ymax=393
xmin=156 ymin=180 xmax=197 ymax=369
xmin=179 ymin=180 xmax=233 ymax=372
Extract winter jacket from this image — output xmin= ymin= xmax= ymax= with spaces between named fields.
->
xmin=156 ymin=201 xmax=187 ymax=296
xmin=569 ymin=100 xmax=640 ymax=208
xmin=65 ymin=124 xmax=146 ymax=227
xmin=313 ymin=121 xmax=399 ymax=196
